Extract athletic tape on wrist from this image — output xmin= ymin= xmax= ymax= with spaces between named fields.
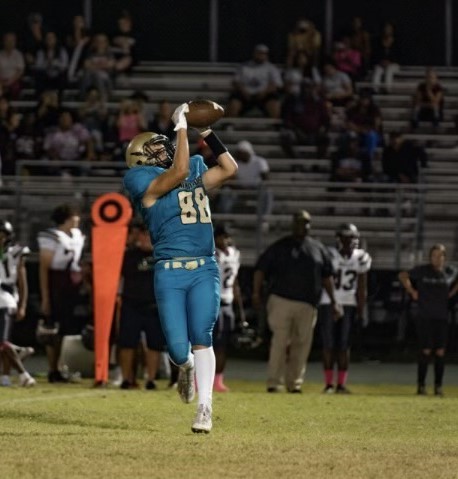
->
xmin=204 ymin=131 xmax=228 ymax=157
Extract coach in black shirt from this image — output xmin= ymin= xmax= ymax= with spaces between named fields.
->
xmin=253 ymin=210 xmax=340 ymax=393
xmin=399 ymin=244 xmax=458 ymax=396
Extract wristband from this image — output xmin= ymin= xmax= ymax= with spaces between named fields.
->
xmin=204 ymin=131 xmax=228 ymax=157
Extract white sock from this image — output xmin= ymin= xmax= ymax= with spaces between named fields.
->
xmin=194 ymin=347 xmax=215 ymax=407
xmin=19 ymin=372 xmax=30 ymax=381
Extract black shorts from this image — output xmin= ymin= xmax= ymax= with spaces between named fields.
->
xmin=416 ymin=318 xmax=448 ymax=350
xmin=49 ymin=270 xmax=80 ymax=336
xmin=0 ymin=308 xmax=12 ymax=343
xmin=229 ymin=91 xmax=280 ymax=115
xmin=212 ymin=302 xmax=235 ymax=348
xmin=319 ymin=305 xmax=355 ymax=351
xmin=118 ymin=301 xmax=165 ymax=351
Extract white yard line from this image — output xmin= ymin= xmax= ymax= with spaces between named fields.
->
xmin=0 ymin=390 xmax=115 ymax=405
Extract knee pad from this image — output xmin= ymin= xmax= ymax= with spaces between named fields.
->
xmin=168 ymin=342 xmax=190 ymax=367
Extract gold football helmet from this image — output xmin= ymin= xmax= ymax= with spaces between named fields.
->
xmin=125 ymin=132 xmax=175 ymax=169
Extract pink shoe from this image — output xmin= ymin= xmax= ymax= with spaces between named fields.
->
xmin=213 ymin=382 xmax=229 ymax=393
xmin=213 ymin=374 xmax=230 ymax=392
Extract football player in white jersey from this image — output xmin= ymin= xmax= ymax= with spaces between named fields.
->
xmin=37 ymin=204 xmax=85 ymax=383
xmin=213 ymin=225 xmax=242 ymax=392
xmin=0 ymin=220 xmax=36 ymax=387
xmin=319 ymin=223 xmax=371 ymax=393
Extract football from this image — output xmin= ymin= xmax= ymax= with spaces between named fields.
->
xmin=185 ymin=100 xmax=225 ymax=128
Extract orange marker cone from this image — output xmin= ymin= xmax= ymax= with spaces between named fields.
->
xmin=91 ymin=193 xmax=132 ymax=385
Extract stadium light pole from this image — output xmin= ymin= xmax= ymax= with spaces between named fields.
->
xmin=209 ymin=0 xmax=219 ymax=62
xmin=445 ymin=0 xmax=453 ymax=66
xmin=83 ymin=0 xmax=92 ymax=29
xmin=325 ymin=0 xmax=334 ymax=55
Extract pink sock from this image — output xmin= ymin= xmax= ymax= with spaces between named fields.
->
xmin=324 ymin=369 xmax=334 ymax=386
xmin=338 ymin=370 xmax=348 ymax=386
xmin=214 ymin=373 xmax=223 ymax=386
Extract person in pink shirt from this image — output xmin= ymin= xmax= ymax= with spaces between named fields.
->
xmin=44 ymin=109 xmax=95 ymax=175
xmin=333 ymin=37 xmax=362 ymax=82
xmin=117 ymin=99 xmax=147 ymax=144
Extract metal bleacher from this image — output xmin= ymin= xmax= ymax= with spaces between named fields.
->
xmin=2 ymin=62 xmax=458 ymax=270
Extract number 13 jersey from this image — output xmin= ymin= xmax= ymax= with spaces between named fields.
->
xmin=123 ymin=155 xmax=214 ymax=260
xmin=321 ymin=247 xmax=372 ymax=306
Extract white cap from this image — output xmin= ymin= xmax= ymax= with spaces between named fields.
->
xmin=236 ymin=140 xmax=255 ymax=155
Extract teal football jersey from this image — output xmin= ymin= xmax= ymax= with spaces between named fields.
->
xmin=123 ymin=155 xmax=215 ymax=260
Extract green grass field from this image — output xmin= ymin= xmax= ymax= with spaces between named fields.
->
xmin=1 ymin=379 xmax=457 ymax=479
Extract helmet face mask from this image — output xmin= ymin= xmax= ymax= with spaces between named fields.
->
xmin=0 ymin=220 xmax=14 ymax=248
xmin=126 ymin=132 xmax=175 ymax=169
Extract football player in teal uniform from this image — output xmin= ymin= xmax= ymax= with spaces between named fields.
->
xmin=123 ymin=103 xmax=238 ymax=433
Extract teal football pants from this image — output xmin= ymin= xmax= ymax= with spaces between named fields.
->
xmin=154 ymin=256 xmax=220 ymax=366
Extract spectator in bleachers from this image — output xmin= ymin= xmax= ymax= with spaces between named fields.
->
xmin=280 ymin=83 xmax=330 ymax=159
xmin=80 ymin=34 xmax=115 ymax=101
xmin=0 ymin=95 xmax=12 ymax=126
xmin=23 ymin=12 xmax=45 ymax=68
xmin=330 ymin=131 xmax=372 ymax=184
xmin=111 ymin=11 xmax=137 ymax=74
xmin=283 ymin=51 xmax=321 ymax=96
xmin=381 ymin=131 xmax=428 ymax=183
xmin=333 ymin=37 xmax=362 ymax=82
xmin=65 ymin=15 xmax=91 ymax=54
xmin=0 ymin=33 xmax=25 ymax=99
xmin=66 ymin=15 xmax=91 ymax=83
xmin=226 ymin=44 xmax=283 ymax=119
xmin=148 ymin=99 xmax=176 ymax=140
xmin=117 ymin=98 xmax=147 ymax=147
xmin=35 ymin=89 xmax=60 ymax=135
xmin=33 ymin=31 xmax=69 ymax=98
xmin=411 ymin=68 xmax=444 ymax=130
xmin=345 ymin=88 xmax=383 ymax=160
xmin=79 ymin=87 xmax=108 ymax=153
xmin=321 ymin=59 xmax=353 ymax=107
xmin=371 ymin=21 xmax=400 ymax=94
xmin=349 ymin=16 xmax=371 ymax=76
xmin=12 ymin=112 xmax=43 ymax=175
xmin=0 ymin=109 xmax=21 ymax=176
xmin=43 ymin=109 xmax=95 ymax=175
xmin=286 ymin=18 xmax=322 ymax=68
xmin=131 ymin=91 xmax=154 ymax=126
xmin=218 ymin=141 xmax=273 ymax=220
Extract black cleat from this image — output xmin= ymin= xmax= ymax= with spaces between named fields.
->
xmin=145 ymin=380 xmax=157 ymax=390
xmin=336 ymin=385 xmax=351 ymax=394
xmin=417 ymin=385 xmax=427 ymax=396
xmin=434 ymin=386 xmax=444 ymax=397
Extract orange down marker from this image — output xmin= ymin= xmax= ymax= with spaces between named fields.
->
xmin=91 ymin=193 xmax=132 ymax=385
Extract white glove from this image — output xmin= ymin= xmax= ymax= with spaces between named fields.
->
xmin=172 ymin=103 xmax=189 ymax=131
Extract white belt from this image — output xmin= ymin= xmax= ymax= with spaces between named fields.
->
xmin=163 ymin=258 xmax=206 ymax=270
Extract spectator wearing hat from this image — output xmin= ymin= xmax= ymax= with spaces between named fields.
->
xmin=252 ymin=210 xmax=339 ymax=393
xmin=226 ymin=44 xmax=283 ymax=119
